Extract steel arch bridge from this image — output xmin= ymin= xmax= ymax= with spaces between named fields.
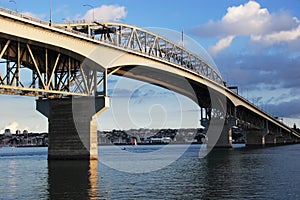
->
xmin=0 ymin=7 xmax=223 ymax=98
xmin=0 ymin=7 xmax=299 ymax=159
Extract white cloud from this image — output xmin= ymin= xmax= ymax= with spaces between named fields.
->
xmin=83 ymin=5 xmax=127 ymax=22
xmin=221 ymin=0 xmax=270 ymax=34
xmin=209 ymin=35 xmax=235 ymax=55
xmin=192 ymin=1 xmax=300 ymax=52
xmin=251 ymin=25 xmax=300 ymax=45
xmin=0 ymin=122 xmax=19 ymax=134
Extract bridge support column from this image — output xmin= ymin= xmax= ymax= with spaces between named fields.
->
xmin=246 ymin=130 xmax=265 ymax=146
xmin=276 ymin=136 xmax=285 ymax=145
xmin=207 ymin=121 xmax=233 ymax=148
xmin=264 ymin=134 xmax=276 ymax=145
xmin=37 ymin=97 xmax=109 ymax=160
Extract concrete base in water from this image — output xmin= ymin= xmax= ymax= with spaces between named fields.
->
xmin=207 ymin=120 xmax=233 ymax=148
xmin=246 ymin=130 xmax=265 ymax=147
xmin=37 ymin=97 xmax=109 ymax=160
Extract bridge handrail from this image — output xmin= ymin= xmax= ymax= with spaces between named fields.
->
xmin=0 ymin=7 xmax=223 ymax=85
xmin=0 ymin=7 xmax=49 ymax=26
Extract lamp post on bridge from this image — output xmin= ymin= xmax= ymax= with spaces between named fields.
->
xmin=83 ymin=4 xmax=95 ymax=22
xmin=9 ymin=0 xmax=17 ymax=12
xmin=49 ymin=0 xmax=52 ymax=26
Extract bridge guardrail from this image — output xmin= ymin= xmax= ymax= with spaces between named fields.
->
xmin=0 ymin=7 xmax=49 ymax=26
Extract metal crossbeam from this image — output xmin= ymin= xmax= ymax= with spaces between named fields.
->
xmin=0 ymin=38 xmax=105 ymax=98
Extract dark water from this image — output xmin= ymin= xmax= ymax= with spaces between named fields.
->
xmin=0 ymin=144 xmax=300 ymax=199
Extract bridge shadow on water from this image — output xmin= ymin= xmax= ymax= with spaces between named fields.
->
xmin=47 ymin=160 xmax=99 ymax=200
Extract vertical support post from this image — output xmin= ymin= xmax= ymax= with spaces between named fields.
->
xmin=93 ymin=70 xmax=97 ymax=96
xmin=32 ymin=69 xmax=36 ymax=88
xmin=54 ymin=71 xmax=58 ymax=90
xmin=200 ymin=107 xmax=209 ymax=130
xmin=6 ymin=53 xmax=10 ymax=85
xmin=88 ymin=25 xmax=91 ymax=36
xmin=16 ymin=41 xmax=20 ymax=86
xmin=200 ymin=107 xmax=203 ymax=120
xmin=144 ymin=32 xmax=147 ymax=53
xmin=68 ymin=57 xmax=71 ymax=92
xmin=119 ymin=26 xmax=122 ymax=47
xmin=45 ymin=49 xmax=47 ymax=84
xmin=103 ymin=69 xmax=107 ymax=97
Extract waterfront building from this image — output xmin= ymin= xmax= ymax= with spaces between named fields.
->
xmin=4 ymin=129 xmax=11 ymax=137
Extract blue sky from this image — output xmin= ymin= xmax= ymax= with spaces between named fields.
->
xmin=0 ymin=0 xmax=299 ymax=132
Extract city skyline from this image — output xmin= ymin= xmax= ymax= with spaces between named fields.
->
xmin=0 ymin=0 xmax=299 ymax=132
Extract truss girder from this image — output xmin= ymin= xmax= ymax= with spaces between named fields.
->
xmin=54 ymin=22 xmax=223 ymax=85
xmin=0 ymin=38 xmax=104 ymax=98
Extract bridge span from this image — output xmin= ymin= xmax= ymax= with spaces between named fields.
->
xmin=0 ymin=7 xmax=299 ymax=160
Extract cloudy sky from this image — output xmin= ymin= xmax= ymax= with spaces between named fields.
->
xmin=0 ymin=0 xmax=299 ymax=132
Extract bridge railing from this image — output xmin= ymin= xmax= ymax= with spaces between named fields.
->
xmin=0 ymin=7 xmax=49 ymax=26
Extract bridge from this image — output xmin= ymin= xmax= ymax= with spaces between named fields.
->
xmin=0 ymin=7 xmax=299 ymax=160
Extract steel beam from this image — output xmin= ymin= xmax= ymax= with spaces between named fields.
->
xmin=0 ymin=38 xmax=105 ymax=98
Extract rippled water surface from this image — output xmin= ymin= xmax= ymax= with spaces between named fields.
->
xmin=0 ymin=144 xmax=300 ymax=199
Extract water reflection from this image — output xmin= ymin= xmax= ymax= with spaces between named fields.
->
xmin=0 ymin=145 xmax=299 ymax=199
xmin=6 ymin=160 xmax=18 ymax=199
xmin=48 ymin=160 xmax=98 ymax=200
xmin=201 ymin=147 xmax=277 ymax=199
xmin=201 ymin=149 xmax=234 ymax=199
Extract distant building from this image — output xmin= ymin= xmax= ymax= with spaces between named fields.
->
xmin=4 ymin=129 xmax=11 ymax=137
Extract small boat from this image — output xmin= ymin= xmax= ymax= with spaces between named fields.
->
xmin=131 ymin=138 xmax=137 ymax=146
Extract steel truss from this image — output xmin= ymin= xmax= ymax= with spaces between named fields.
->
xmin=0 ymin=38 xmax=104 ymax=98
xmin=54 ymin=22 xmax=223 ymax=85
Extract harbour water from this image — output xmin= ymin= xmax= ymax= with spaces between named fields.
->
xmin=0 ymin=144 xmax=300 ymax=199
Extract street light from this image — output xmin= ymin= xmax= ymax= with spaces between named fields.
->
xmin=83 ymin=4 xmax=95 ymax=22
xmin=9 ymin=0 xmax=17 ymax=12
xmin=49 ymin=0 xmax=52 ymax=26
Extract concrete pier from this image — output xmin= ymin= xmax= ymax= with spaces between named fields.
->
xmin=207 ymin=120 xmax=233 ymax=148
xmin=37 ymin=97 xmax=109 ymax=160
xmin=264 ymin=134 xmax=276 ymax=145
xmin=246 ymin=130 xmax=265 ymax=146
